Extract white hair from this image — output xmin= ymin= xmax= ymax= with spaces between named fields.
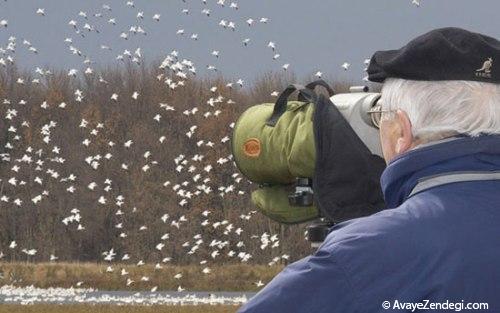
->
xmin=380 ymin=78 xmax=500 ymax=143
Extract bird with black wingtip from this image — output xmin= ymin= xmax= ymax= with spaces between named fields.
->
xmin=238 ymin=27 xmax=500 ymax=313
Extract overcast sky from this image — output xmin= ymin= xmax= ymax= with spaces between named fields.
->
xmin=1 ymin=0 xmax=499 ymax=84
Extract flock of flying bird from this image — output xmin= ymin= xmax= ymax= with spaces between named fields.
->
xmin=0 ymin=0 xmax=423 ymax=292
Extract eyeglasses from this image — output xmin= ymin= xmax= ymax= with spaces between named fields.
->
xmin=367 ymin=103 xmax=395 ymax=129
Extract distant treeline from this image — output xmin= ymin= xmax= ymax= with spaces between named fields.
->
xmin=0 ymin=62 xmax=362 ymax=265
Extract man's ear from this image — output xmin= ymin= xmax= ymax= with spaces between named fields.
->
xmin=394 ymin=109 xmax=413 ymax=154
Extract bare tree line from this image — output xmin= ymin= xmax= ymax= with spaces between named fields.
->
xmin=0 ymin=62 xmax=357 ymax=265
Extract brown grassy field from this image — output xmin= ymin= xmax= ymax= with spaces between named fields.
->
xmin=0 ymin=304 xmax=240 ymax=313
xmin=0 ymin=262 xmax=283 ymax=291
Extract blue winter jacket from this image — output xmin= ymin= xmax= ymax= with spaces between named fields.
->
xmin=238 ymin=134 xmax=500 ymax=313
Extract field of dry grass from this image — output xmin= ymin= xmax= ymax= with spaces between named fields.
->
xmin=0 ymin=262 xmax=283 ymax=291
xmin=0 ymin=304 xmax=240 ymax=313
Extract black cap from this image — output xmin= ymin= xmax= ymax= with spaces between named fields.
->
xmin=367 ymin=27 xmax=500 ymax=84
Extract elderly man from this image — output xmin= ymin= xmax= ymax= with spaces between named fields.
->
xmin=237 ymin=27 xmax=500 ymax=312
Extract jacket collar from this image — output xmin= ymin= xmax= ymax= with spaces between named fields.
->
xmin=380 ymin=134 xmax=500 ymax=208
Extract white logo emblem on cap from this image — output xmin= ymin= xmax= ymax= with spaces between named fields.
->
xmin=476 ymin=57 xmax=493 ymax=78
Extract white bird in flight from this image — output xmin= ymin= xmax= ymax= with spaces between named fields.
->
xmin=342 ymin=62 xmax=351 ymax=70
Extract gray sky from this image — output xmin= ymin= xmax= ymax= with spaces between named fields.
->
xmin=1 ymin=0 xmax=499 ymax=83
